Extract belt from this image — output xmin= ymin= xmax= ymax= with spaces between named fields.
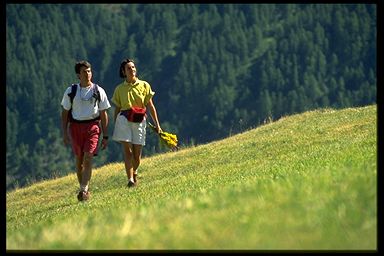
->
xmin=71 ymin=116 xmax=100 ymax=123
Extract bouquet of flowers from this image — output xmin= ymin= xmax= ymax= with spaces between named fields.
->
xmin=148 ymin=122 xmax=179 ymax=151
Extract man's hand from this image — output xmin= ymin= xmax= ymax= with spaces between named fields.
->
xmin=63 ymin=134 xmax=71 ymax=146
xmin=101 ymin=136 xmax=108 ymax=150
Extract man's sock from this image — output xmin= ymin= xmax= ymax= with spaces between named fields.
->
xmin=80 ymin=185 xmax=88 ymax=192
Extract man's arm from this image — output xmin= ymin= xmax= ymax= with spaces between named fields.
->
xmin=61 ymin=108 xmax=70 ymax=145
xmin=99 ymin=109 xmax=109 ymax=150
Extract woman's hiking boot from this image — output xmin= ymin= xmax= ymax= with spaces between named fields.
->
xmin=77 ymin=190 xmax=90 ymax=201
xmin=127 ymin=180 xmax=136 ymax=188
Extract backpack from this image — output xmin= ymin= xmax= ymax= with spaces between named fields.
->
xmin=67 ymin=83 xmax=101 ymax=121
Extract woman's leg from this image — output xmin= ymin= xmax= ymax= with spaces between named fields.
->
xmin=132 ymin=144 xmax=143 ymax=182
xmin=122 ymin=142 xmax=135 ymax=183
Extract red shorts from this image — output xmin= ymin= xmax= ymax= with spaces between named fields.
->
xmin=69 ymin=121 xmax=100 ymax=157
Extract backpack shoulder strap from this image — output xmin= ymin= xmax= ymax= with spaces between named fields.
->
xmin=67 ymin=84 xmax=78 ymax=105
xmin=93 ymin=83 xmax=101 ymax=102
xmin=66 ymin=84 xmax=77 ymax=122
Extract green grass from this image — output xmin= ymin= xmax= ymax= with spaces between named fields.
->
xmin=6 ymin=105 xmax=377 ymax=250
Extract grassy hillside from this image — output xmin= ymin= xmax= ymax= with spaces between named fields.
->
xmin=6 ymin=105 xmax=376 ymax=250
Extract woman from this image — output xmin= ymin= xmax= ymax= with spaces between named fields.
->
xmin=112 ymin=59 xmax=162 ymax=187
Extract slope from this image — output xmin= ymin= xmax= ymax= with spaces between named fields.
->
xmin=6 ymin=105 xmax=377 ymax=250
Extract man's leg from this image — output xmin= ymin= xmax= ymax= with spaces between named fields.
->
xmin=80 ymin=152 xmax=94 ymax=192
xmin=75 ymin=154 xmax=84 ymax=185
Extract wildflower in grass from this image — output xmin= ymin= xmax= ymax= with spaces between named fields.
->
xmin=148 ymin=122 xmax=179 ymax=151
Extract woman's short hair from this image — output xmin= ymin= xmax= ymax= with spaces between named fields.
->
xmin=119 ymin=58 xmax=135 ymax=78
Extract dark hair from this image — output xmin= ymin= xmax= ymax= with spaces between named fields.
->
xmin=75 ymin=60 xmax=91 ymax=74
xmin=119 ymin=58 xmax=135 ymax=78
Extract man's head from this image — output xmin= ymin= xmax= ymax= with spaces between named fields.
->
xmin=75 ymin=60 xmax=91 ymax=74
xmin=75 ymin=60 xmax=92 ymax=83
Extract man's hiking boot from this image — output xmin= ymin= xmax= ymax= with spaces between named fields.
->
xmin=77 ymin=190 xmax=90 ymax=201
xmin=127 ymin=180 xmax=136 ymax=188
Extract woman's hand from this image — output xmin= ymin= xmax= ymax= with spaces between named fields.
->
xmin=156 ymin=125 xmax=163 ymax=134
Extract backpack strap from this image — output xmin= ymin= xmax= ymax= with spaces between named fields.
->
xmin=67 ymin=83 xmax=101 ymax=121
xmin=68 ymin=83 xmax=100 ymax=106
xmin=68 ymin=84 xmax=78 ymax=105
xmin=92 ymin=84 xmax=101 ymax=107
xmin=66 ymin=84 xmax=77 ymax=122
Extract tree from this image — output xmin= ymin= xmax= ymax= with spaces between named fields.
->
xmin=6 ymin=3 xmax=377 ymax=191
xmin=258 ymin=90 xmax=272 ymax=119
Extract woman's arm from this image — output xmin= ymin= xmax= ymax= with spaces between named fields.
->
xmin=147 ymin=98 xmax=162 ymax=133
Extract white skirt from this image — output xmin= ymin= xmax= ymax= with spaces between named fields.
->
xmin=112 ymin=114 xmax=147 ymax=145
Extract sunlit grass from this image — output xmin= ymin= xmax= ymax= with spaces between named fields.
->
xmin=6 ymin=105 xmax=376 ymax=250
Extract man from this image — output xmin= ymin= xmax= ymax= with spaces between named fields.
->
xmin=61 ymin=60 xmax=111 ymax=201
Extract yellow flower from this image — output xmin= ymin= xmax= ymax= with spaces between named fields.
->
xmin=148 ymin=122 xmax=179 ymax=151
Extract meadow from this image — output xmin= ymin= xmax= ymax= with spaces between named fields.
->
xmin=6 ymin=105 xmax=376 ymax=250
